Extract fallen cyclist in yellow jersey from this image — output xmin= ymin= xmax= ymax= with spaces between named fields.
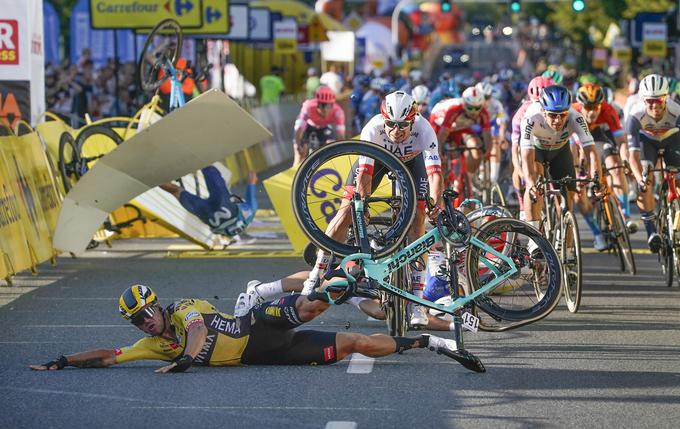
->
xmin=30 ymin=284 xmax=485 ymax=373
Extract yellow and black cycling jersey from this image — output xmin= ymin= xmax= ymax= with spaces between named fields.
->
xmin=115 ymin=299 xmax=250 ymax=366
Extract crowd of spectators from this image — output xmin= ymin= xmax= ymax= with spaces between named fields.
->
xmin=45 ymin=49 xmax=144 ymax=125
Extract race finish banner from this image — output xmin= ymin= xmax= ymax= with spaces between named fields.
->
xmin=90 ymin=0 xmax=204 ymax=29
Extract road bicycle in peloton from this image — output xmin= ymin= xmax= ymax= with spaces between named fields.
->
xmin=292 ymin=140 xmax=563 ymax=370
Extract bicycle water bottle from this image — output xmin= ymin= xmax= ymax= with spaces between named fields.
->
xmin=424 ymin=250 xmax=449 ymax=302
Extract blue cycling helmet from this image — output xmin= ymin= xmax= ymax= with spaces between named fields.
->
xmin=539 ymin=85 xmax=571 ymax=112
xmin=439 ymin=80 xmax=458 ymax=98
xmin=511 ymin=80 xmax=527 ymax=93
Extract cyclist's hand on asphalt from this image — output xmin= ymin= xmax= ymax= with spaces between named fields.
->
xmin=30 ymin=355 xmax=68 ymax=371
xmin=155 ymin=362 xmax=178 ymax=373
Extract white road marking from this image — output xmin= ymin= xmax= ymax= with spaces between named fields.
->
xmin=0 ymin=386 xmax=162 ymax=404
xmin=131 ymin=406 xmax=391 ymax=411
xmin=325 ymin=422 xmax=358 ymax=429
xmin=346 ymin=353 xmax=375 ymax=374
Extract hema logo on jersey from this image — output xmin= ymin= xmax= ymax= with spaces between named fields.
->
xmin=0 ymin=20 xmax=19 ymax=64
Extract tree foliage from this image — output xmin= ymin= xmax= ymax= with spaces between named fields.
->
xmin=622 ymin=0 xmax=676 ymax=19
xmin=547 ymin=1 xmax=613 ymax=44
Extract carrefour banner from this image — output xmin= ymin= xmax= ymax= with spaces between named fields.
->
xmin=90 ymin=0 xmax=204 ymax=29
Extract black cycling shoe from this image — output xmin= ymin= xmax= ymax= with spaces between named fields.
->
xmin=355 ymin=278 xmax=380 ymax=299
xmin=648 ymin=233 xmax=662 ymax=253
xmin=437 ymin=348 xmax=486 ymax=373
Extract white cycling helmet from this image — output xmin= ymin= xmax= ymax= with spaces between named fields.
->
xmin=639 ymin=74 xmax=669 ymax=98
xmin=462 ymin=86 xmax=485 ymax=107
xmin=475 ymin=81 xmax=494 ymax=98
xmin=411 ymin=85 xmax=430 ymax=104
xmin=381 ymin=91 xmax=417 ymax=122
xmin=409 ymin=69 xmax=424 ymax=82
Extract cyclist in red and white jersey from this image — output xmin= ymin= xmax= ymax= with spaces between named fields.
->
xmin=304 ymin=91 xmax=443 ymax=328
xmin=293 ymin=85 xmax=346 ymax=167
xmin=429 ymin=86 xmax=491 ymax=184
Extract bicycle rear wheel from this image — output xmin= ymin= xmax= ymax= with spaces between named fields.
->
xmin=383 ymin=259 xmax=410 ymax=337
xmin=465 ymin=218 xmax=562 ymax=328
xmin=138 ymin=18 xmax=183 ymax=92
xmin=75 ymin=125 xmax=124 ymax=171
xmin=561 ymin=211 xmax=582 ymax=313
xmin=608 ymin=195 xmax=636 ymax=275
xmin=57 ymin=132 xmax=81 ymax=193
xmin=670 ymin=199 xmax=680 ymax=286
xmin=292 ymin=140 xmax=417 ymax=258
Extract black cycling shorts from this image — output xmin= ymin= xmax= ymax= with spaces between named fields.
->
xmin=533 ymin=144 xmax=576 ymax=191
xmin=344 ymin=153 xmax=429 ymax=202
xmin=240 ymin=295 xmax=339 ymax=365
xmin=639 ymin=132 xmax=680 ymax=169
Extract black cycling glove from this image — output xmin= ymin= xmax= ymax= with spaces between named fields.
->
xmin=169 ymin=355 xmax=194 ymax=373
xmin=43 ymin=355 xmax=68 ymax=370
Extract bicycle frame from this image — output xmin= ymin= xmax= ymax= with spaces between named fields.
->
xmin=321 ymin=218 xmax=518 ymax=316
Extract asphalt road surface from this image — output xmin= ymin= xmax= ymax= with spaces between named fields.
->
xmin=1 ymin=230 xmax=680 ymax=428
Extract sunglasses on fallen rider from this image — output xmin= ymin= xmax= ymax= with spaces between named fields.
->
xmin=385 ymin=119 xmax=413 ymax=130
xmin=644 ymin=97 xmax=666 ymax=107
xmin=131 ymin=306 xmax=156 ymax=326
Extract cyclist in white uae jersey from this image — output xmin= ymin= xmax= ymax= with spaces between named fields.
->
xmin=305 ymin=91 xmax=443 ymax=328
xmin=520 ymin=86 xmax=597 ymax=243
xmin=625 ymin=74 xmax=680 ymax=252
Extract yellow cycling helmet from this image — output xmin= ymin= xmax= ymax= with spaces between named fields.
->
xmin=119 ymin=284 xmax=158 ymax=321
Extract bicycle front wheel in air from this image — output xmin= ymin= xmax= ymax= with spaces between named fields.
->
xmin=560 ymin=211 xmax=582 ymax=313
xmin=292 ymin=140 xmax=417 ymax=258
xmin=608 ymin=195 xmax=636 ymax=276
xmin=138 ymin=18 xmax=183 ymax=92
xmin=465 ymin=217 xmax=562 ymax=328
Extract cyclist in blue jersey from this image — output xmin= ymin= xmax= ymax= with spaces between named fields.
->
xmin=159 ymin=166 xmax=258 ymax=239
xmin=429 ymin=79 xmax=459 ymax=111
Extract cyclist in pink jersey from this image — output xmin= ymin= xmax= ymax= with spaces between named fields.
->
xmin=293 ymin=85 xmax=346 ymax=166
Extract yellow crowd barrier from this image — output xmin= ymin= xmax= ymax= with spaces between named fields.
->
xmin=0 ymin=124 xmax=60 ymax=284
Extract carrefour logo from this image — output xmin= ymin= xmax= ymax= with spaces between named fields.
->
xmin=95 ymin=1 xmax=195 ymax=16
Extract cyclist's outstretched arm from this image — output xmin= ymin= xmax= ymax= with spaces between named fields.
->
xmin=30 ymin=348 xmax=118 ymax=371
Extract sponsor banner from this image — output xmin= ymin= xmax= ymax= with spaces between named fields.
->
xmin=0 ymin=81 xmax=30 ymax=130
xmin=273 ymin=19 xmax=297 ymax=54
xmin=90 ymin=0 xmax=204 ymax=29
xmin=183 ymin=0 xmax=230 ymax=35
xmin=263 ymin=158 xmax=391 ymax=253
xmin=0 ymin=136 xmax=32 ymax=279
xmin=0 ymin=19 xmax=20 ymax=66
xmin=43 ymin=1 xmax=61 ymax=65
xmin=17 ymin=132 xmax=61 ymax=235
xmin=321 ymin=31 xmax=354 ymax=62
xmin=223 ymin=4 xmax=248 ymax=40
xmin=4 ymin=135 xmax=54 ymax=264
xmin=248 ymin=8 xmax=272 ymax=42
